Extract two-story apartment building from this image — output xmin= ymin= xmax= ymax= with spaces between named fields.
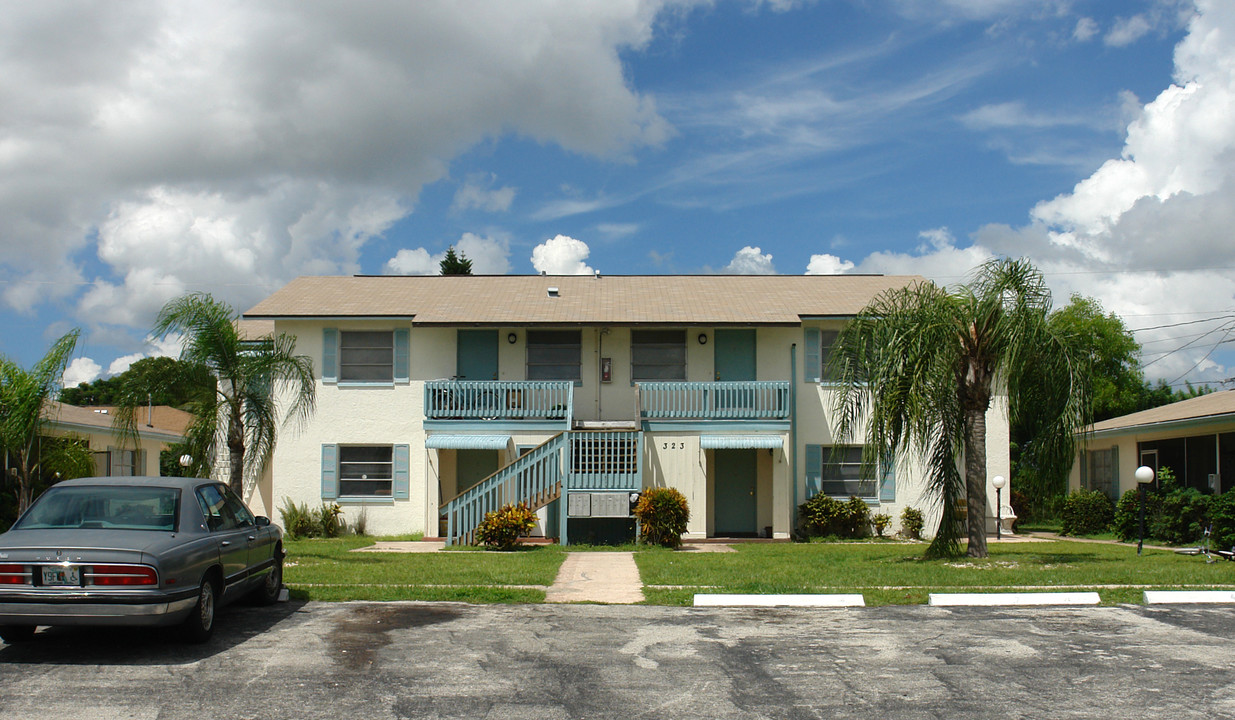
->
xmin=243 ymin=274 xmax=1011 ymax=543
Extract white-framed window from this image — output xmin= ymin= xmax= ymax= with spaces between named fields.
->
xmin=339 ymin=331 xmax=394 ymax=383
xmin=526 ymin=330 xmax=581 ymax=381
xmin=1082 ymin=447 xmax=1118 ymax=500
xmin=631 ymin=329 xmax=686 ymax=382
xmin=338 ymin=445 xmax=394 ymax=497
xmin=94 ymin=448 xmax=141 ymax=477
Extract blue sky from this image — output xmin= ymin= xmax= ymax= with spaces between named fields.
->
xmin=1 ymin=0 xmax=1232 ymax=389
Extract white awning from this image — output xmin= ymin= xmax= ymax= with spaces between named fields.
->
xmin=425 ymin=435 xmax=511 ymax=450
xmin=699 ymin=435 xmax=784 ymax=450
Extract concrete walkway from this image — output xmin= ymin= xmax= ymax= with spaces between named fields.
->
xmin=545 ymin=552 xmax=645 ymax=604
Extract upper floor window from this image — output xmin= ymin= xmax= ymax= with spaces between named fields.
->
xmin=340 ymin=330 xmax=393 ymax=382
xmin=631 ymin=329 xmax=686 ymax=381
xmin=804 ymin=328 xmax=841 ymax=383
xmin=527 ymin=330 xmax=581 ymax=382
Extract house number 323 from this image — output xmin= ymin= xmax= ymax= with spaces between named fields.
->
xmin=661 ymin=442 xmax=684 ymax=450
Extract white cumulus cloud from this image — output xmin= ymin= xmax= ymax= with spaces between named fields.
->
xmin=386 ymin=232 xmax=512 ymax=276
xmin=0 ymin=1 xmax=676 ymax=336
xmin=61 ymin=357 xmax=102 ymax=389
xmin=723 ymin=246 xmax=776 ymax=274
xmin=805 ymin=254 xmax=855 ymax=275
xmin=819 ymin=0 xmax=1235 ymax=383
xmin=531 ymin=235 xmax=595 ymax=275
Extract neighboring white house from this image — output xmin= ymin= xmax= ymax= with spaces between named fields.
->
xmin=36 ymin=402 xmax=191 ymax=477
xmin=1071 ymin=390 xmax=1235 ymax=499
xmin=243 ymin=274 xmax=1011 ymax=543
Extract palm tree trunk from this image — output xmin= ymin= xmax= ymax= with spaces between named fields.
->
xmin=964 ymin=408 xmax=988 ymax=558
xmin=227 ymin=406 xmax=245 ymax=495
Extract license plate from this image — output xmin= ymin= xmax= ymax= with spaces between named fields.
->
xmin=42 ymin=565 xmax=80 ymax=586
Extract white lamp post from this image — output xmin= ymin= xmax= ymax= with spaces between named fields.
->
xmin=1135 ymin=465 xmax=1155 ymax=555
xmin=992 ymin=475 xmax=1007 ymax=540
xmin=179 ymin=454 xmax=192 ymax=475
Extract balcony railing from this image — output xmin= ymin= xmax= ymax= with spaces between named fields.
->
xmin=637 ymin=381 xmax=790 ymax=420
xmin=424 ymin=380 xmax=574 ymax=422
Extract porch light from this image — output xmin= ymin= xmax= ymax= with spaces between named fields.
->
xmin=992 ymin=475 xmax=1006 ymax=541
xmin=1135 ymin=466 xmax=1155 ymax=555
xmin=698 ymin=333 xmax=708 ymax=345
xmin=508 ymin=332 xmax=518 ymax=344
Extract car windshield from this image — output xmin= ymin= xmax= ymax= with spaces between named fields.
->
xmin=15 ymin=485 xmax=180 ymax=532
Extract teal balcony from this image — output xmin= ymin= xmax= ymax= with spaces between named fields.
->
xmin=637 ymin=381 xmax=790 ymax=420
xmin=424 ymin=380 xmax=574 ymax=422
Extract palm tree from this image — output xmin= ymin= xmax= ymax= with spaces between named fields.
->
xmin=117 ymin=294 xmax=316 ymax=494
xmin=829 ymin=258 xmax=1088 ymax=558
xmin=0 ymin=330 xmax=95 ymax=514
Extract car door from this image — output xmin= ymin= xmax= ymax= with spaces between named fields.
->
xmin=194 ymin=484 xmax=253 ymax=600
xmin=219 ymin=486 xmax=277 ymax=592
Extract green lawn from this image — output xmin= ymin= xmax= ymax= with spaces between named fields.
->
xmin=634 ymin=540 xmax=1235 ymax=606
xmin=282 ymin=536 xmax=1235 ymax=606
xmin=283 ymin=536 xmax=565 ymax=603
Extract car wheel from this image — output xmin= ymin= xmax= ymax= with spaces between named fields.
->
xmin=0 ymin=625 xmax=36 ymax=644
xmin=182 ymin=577 xmax=217 ymax=643
xmin=252 ymin=554 xmax=283 ymax=606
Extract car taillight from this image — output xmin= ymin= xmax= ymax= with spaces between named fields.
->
xmin=86 ymin=565 xmax=158 ymax=586
xmin=0 ymin=564 xmax=29 ymax=585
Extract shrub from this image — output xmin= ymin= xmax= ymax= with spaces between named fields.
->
xmin=314 ymin=503 xmax=343 ymax=538
xmin=871 ymin=513 xmax=892 ymax=537
xmin=1209 ymin=490 xmax=1235 ymax=551
xmin=1060 ymin=489 xmax=1114 ymax=536
xmin=900 ymin=507 xmax=924 ymax=540
xmin=474 ymin=503 xmax=537 ymax=550
xmin=1113 ymin=487 xmax=1162 ymax=542
xmin=798 ymin=494 xmax=871 ymax=538
xmin=634 ymin=487 xmax=690 ymax=548
xmin=279 ymin=498 xmax=316 ymax=539
xmin=1150 ymin=488 xmax=1211 ymax=545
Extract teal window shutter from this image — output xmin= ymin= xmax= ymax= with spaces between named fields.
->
xmin=1110 ymin=446 xmax=1118 ymax=489
xmin=322 ymin=328 xmax=338 ymax=383
xmin=880 ymin=454 xmax=896 ymax=502
xmin=393 ymin=444 xmax=410 ymax=499
xmin=138 ymin=449 xmax=147 ymax=477
xmin=394 ymin=329 xmax=410 ymax=383
xmin=805 ymin=444 xmax=822 ymax=497
xmin=321 ymin=444 xmax=338 ymax=499
xmin=1078 ymin=449 xmax=1088 ymax=490
xmin=803 ymin=328 xmax=821 ymax=382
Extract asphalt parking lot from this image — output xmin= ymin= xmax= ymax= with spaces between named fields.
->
xmin=2 ymin=601 xmax=1234 ymax=719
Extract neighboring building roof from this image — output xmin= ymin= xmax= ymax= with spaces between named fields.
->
xmin=244 ymin=274 xmax=924 ymax=325
xmin=44 ymin=402 xmax=193 ymax=439
xmin=1089 ymin=390 xmax=1235 ymax=435
xmin=237 ymin=318 xmax=275 ymax=341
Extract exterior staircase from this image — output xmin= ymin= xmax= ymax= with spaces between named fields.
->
xmin=441 ymin=430 xmax=642 ymax=546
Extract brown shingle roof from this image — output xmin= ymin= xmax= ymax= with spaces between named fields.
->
xmin=1090 ymin=390 xmax=1235 ymax=433
xmin=244 ymin=274 xmax=924 ymax=325
xmin=44 ymin=402 xmax=193 ymax=438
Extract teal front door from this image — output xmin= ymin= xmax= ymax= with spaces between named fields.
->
xmin=714 ymin=449 xmax=758 ymax=536
xmin=714 ymin=329 xmax=756 ymax=381
xmin=457 ymin=330 xmax=498 ymax=380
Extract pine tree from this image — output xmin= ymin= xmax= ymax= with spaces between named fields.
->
xmin=439 ymin=246 xmax=473 ymax=275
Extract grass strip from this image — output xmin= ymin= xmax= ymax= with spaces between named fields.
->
xmin=284 ymin=536 xmax=565 ymax=602
xmin=635 ymin=540 xmax=1235 ymax=606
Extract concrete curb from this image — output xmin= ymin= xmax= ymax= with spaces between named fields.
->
xmin=929 ymin=592 xmax=1101 ymax=606
xmin=693 ymin=593 xmax=865 ymax=607
xmin=1144 ymin=590 xmax=1235 ymax=604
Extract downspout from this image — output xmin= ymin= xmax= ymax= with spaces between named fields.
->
xmin=790 ymin=342 xmax=798 ymax=538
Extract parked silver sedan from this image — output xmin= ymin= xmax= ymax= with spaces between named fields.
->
xmin=0 ymin=476 xmax=284 ymax=643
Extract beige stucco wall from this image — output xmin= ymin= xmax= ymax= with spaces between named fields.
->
xmin=264 ymin=318 xmax=1014 ymax=541
xmin=1069 ymin=419 xmax=1235 ymax=499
